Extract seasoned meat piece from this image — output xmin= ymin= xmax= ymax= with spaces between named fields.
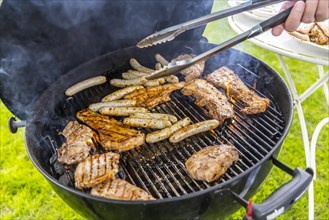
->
xmin=206 ymin=67 xmax=270 ymax=114
xmin=174 ymin=54 xmax=205 ymax=82
xmin=91 ymin=179 xmax=155 ymax=200
xmin=123 ymin=82 xmax=185 ymax=110
xmin=77 ymin=109 xmax=145 ymax=152
xmin=182 ymin=79 xmax=234 ymax=124
xmin=185 ymin=144 xmax=239 ymax=182
xmin=309 ymin=24 xmax=329 ymax=45
xmin=57 ymin=121 xmax=97 ymax=164
xmin=74 ymin=152 xmax=120 ymax=189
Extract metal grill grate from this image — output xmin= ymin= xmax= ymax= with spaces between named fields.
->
xmin=45 ymin=69 xmax=285 ymax=199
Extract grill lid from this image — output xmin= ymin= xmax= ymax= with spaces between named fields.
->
xmin=0 ymin=0 xmax=213 ymax=119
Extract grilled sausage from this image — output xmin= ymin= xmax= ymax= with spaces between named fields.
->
xmin=110 ymin=78 xmax=148 ymax=88
xmin=169 ymin=120 xmax=220 ymax=143
xmin=130 ymin=112 xmax=178 ymax=123
xmin=122 ymin=71 xmax=149 ymax=80
xmin=99 ymin=107 xmax=148 ymax=116
xmin=102 ymin=86 xmax=144 ymax=102
xmin=146 ymin=117 xmax=191 ymax=143
xmin=65 ymin=76 xmax=107 ymax=96
xmin=123 ymin=118 xmax=172 ymax=129
xmin=89 ymin=100 xmax=137 ymax=112
xmin=130 ymin=58 xmax=154 ymax=73
xmin=155 ymin=53 xmax=169 ymax=66
xmin=143 ymin=78 xmax=166 ymax=87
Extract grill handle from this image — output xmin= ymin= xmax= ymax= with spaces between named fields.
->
xmin=232 ymin=158 xmax=313 ymax=220
xmin=8 ymin=116 xmax=26 ymax=133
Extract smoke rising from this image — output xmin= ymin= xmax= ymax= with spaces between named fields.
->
xmin=0 ymin=0 xmax=213 ymax=119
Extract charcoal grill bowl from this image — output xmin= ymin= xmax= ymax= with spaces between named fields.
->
xmin=25 ymin=41 xmax=301 ymax=220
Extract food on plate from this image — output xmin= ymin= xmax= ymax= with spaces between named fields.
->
xmin=174 ymin=54 xmax=205 ymax=82
xmin=123 ymin=82 xmax=185 ymax=110
xmin=169 ymin=119 xmax=219 ymax=143
xmin=289 ymin=22 xmax=329 ymax=45
xmin=99 ymin=106 xmax=149 ymax=116
xmin=130 ymin=58 xmax=154 ymax=73
xmin=76 ymin=109 xmax=145 ymax=152
xmin=185 ymin=144 xmax=239 ymax=182
xmin=65 ymin=76 xmax=107 ymax=96
xmin=130 ymin=112 xmax=178 ymax=123
xmin=182 ymin=79 xmax=234 ymax=123
xmin=155 ymin=53 xmax=169 ymax=66
xmin=74 ymin=152 xmax=120 ymax=189
xmin=57 ymin=121 xmax=97 ymax=165
xmin=89 ymin=100 xmax=137 ymax=112
xmin=122 ymin=71 xmax=149 ymax=80
xmin=123 ymin=118 xmax=172 ymax=129
xmin=110 ymin=78 xmax=148 ymax=88
xmin=206 ymin=67 xmax=270 ymax=114
xmin=143 ymin=78 xmax=166 ymax=87
xmin=102 ymin=86 xmax=144 ymax=102
xmin=146 ymin=117 xmax=191 ymax=143
xmin=91 ymin=179 xmax=155 ymax=200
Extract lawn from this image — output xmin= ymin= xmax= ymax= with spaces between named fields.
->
xmin=1 ymin=1 xmax=328 ymax=220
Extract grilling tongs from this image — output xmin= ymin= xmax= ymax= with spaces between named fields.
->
xmin=137 ymin=0 xmax=293 ymax=80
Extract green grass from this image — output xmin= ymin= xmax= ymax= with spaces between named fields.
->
xmin=1 ymin=1 xmax=328 ymax=219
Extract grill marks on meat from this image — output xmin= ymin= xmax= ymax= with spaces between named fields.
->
xmin=74 ymin=152 xmax=120 ymax=189
xmin=185 ymin=144 xmax=239 ymax=182
xmin=57 ymin=121 xmax=97 ymax=164
xmin=174 ymin=54 xmax=205 ymax=82
xmin=123 ymin=82 xmax=185 ymax=110
xmin=182 ymin=79 xmax=234 ymax=124
xmin=91 ymin=179 xmax=155 ymax=200
xmin=76 ymin=109 xmax=145 ymax=152
xmin=206 ymin=67 xmax=270 ymax=114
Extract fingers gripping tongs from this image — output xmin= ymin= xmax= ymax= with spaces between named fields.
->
xmin=137 ymin=0 xmax=292 ymax=80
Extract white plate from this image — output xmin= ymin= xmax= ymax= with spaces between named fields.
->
xmin=288 ymin=32 xmax=329 ymax=53
xmin=227 ymin=0 xmax=282 ymax=21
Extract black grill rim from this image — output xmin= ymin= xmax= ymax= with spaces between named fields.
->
xmin=25 ymin=41 xmax=294 ymax=205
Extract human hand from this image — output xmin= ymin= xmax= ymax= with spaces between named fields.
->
xmin=272 ymin=0 xmax=329 ymax=36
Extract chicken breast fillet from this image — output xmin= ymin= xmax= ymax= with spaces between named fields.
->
xmin=123 ymin=82 xmax=185 ymax=110
xmin=182 ymin=79 xmax=234 ymax=124
xmin=57 ymin=121 xmax=97 ymax=164
xmin=74 ymin=152 xmax=120 ymax=189
xmin=174 ymin=54 xmax=205 ymax=82
xmin=185 ymin=144 xmax=239 ymax=182
xmin=91 ymin=179 xmax=155 ymax=200
xmin=77 ymin=109 xmax=145 ymax=152
xmin=206 ymin=67 xmax=270 ymax=114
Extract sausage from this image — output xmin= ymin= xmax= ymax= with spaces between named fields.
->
xmin=143 ymin=78 xmax=166 ymax=87
xmin=99 ymin=107 xmax=148 ymax=116
xmin=165 ymin=75 xmax=179 ymax=83
xmin=110 ymin=78 xmax=148 ymax=88
xmin=130 ymin=112 xmax=178 ymax=123
xmin=146 ymin=117 xmax=191 ymax=143
xmin=89 ymin=100 xmax=137 ymax=112
xmin=155 ymin=63 xmax=162 ymax=70
xmin=129 ymin=58 xmax=154 ymax=74
xmin=169 ymin=120 xmax=220 ymax=143
xmin=155 ymin=53 xmax=169 ymax=66
xmin=102 ymin=86 xmax=144 ymax=102
xmin=122 ymin=71 xmax=149 ymax=80
xmin=65 ymin=76 xmax=107 ymax=96
xmin=123 ymin=118 xmax=172 ymax=129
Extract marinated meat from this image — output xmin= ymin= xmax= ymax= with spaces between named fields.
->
xmin=174 ymin=54 xmax=205 ymax=82
xmin=182 ymin=79 xmax=234 ymax=124
xmin=57 ymin=121 xmax=97 ymax=165
xmin=91 ymin=179 xmax=155 ymax=200
xmin=77 ymin=109 xmax=145 ymax=152
xmin=185 ymin=144 xmax=239 ymax=182
xmin=123 ymin=82 xmax=185 ymax=110
xmin=74 ymin=152 xmax=120 ymax=189
xmin=206 ymin=67 xmax=270 ymax=114
xmin=309 ymin=24 xmax=329 ymax=45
